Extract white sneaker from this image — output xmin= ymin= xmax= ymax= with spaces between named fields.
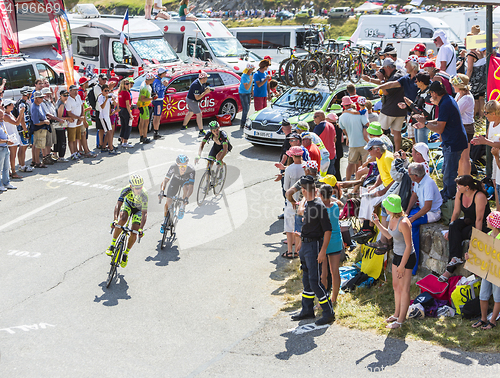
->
xmin=0 ymin=186 xmax=6 ymax=192
xmin=5 ymin=184 xmax=17 ymax=190
xmin=19 ymin=165 xmax=34 ymax=172
xmin=126 ymin=143 xmax=134 ymax=148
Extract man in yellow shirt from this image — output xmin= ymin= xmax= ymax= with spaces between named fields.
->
xmin=352 ymin=138 xmax=394 ymax=243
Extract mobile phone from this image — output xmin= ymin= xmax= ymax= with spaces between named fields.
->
xmin=371 ymin=214 xmax=377 ymax=221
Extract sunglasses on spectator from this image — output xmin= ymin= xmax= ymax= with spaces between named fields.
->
xmin=103 ymin=90 xmax=110 ymax=93
xmin=484 ymin=111 xmax=491 ymax=115
xmin=61 ymin=94 xmax=69 ymax=97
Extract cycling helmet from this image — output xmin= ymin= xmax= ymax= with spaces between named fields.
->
xmin=176 ymin=154 xmax=189 ymax=165
xmin=129 ymin=174 xmax=144 ymax=187
xmin=208 ymin=120 xmax=220 ymax=129
xmin=145 ymin=72 xmax=155 ymax=80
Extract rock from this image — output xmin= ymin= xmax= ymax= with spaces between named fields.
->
xmin=425 ymin=256 xmax=447 ymax=273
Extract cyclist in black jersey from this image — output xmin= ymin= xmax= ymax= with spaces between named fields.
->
xmin=106 ymin=174 xmax=148 ymax=267
xmin=159 ymin=154 xmax=195 ymax=226
xmin=194 ymin=120 xmax=232 ymax=167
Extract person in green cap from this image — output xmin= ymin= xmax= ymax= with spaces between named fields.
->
xmin=366 ymin=122 xmax=393 ymax=152
xmin=372 ymin=194 xmax=415 ymax=329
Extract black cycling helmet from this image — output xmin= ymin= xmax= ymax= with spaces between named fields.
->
xmin=208 ymin=120 xmax=220 ymax=129
xmin=176 ymin=154 xmax=189 ymax=165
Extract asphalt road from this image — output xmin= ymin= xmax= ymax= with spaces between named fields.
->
xmin=1 ymin=114 xmax=499 ymax=377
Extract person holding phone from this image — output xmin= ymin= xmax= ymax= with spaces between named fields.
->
xmin=253 ymin=59 xmax=271 ymax=112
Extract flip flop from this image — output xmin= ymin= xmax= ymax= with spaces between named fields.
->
xmin=385 ymin=316 xmax=398 ymax=323
xmin=385 ymin=321 xmax=403 ymax=329
xmin=481 ymin=321 xmax=496 ymax=330
xmin=281 ymin=251 xmax=298 ymax=259
xmin=472 ymin=320 xmax=487 ymax=328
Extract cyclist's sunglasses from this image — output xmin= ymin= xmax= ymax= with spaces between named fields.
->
xmin=178 ymin=164 xmax=187 ymax=169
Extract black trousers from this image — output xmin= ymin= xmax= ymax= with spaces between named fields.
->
xmin=53 ymin=129 xmax=67 ymax=158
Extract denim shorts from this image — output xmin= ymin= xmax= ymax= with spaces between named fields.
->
xmin=294 ymin=214 xmax=304 ymax=233
xmin=479 ymin=279 xmax=500 ymax=302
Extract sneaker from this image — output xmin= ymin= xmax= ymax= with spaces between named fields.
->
xmin=70 ymin=154 xmax=79 ymax=160
xmin=178 ymin=205 xmax=185 ymax=220
xmin=120 ymin=254 xmax=128 ymax=268
xmin=160 ymin=224 xmax=165 ymax=234
xmin=0 ymin=186 xmax=6 ymax=192
xmin=351 ymin=229 xmax=375 ymax=244
xmin=121 ymin=143 xmax=129 ymax=148
xmin=105 ymin=246 xmax=114 ymax=256
xmin=142 ymin=138 xmax=151 ymax=144
xmin=125 ymin=143 xmax=134 ymax=148
xmin=108 ymin=150 xmax=118 ymax=155
xmin=19 ymin=165 xmax=34 ymax=172
xmin=100 ymin=148 xmax=109 ymax=153
xmin=198 ymin=130 xmax=206 ymax=137
xmin=315 ymin=312 xmax=335 ymax=326
xmin=153 ymin=133 xmax=162 ymax=140
xmin=57 ymin=157 xmax=69 ymax=162
xmin=5 ymin=184 xmax=17 ymax=190
xmin=181 ymin=125 xmax=188 ymax=130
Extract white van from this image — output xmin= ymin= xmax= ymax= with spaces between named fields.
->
xmin=152 ymin=19 xmax=266 ymax=75
xmin=0 ymin=57 xmax=65 ymax=101
xmin=358 ymin=38 xmax=438 ymax=60
xmin=329 ymin=7 xmax=351 ymax=19
xmin=229 ymin=25 xmax=322 ymax=63
xmin=356 ymin=14 xmax=461 ymax=43
xmin=431 ymin=8 xmax=486 ymax=42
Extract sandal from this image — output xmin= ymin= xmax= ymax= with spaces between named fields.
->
xmin=438 ymin=274 xmax=449 ymax=283
xmin=281 ymin=251 xmax=298 ymax=259
xmin=472 ymin=320 xmax=488 ymax=328
xmin=385 ymin=321 xmax=403 ymax=329
xmin=481 ymin=321 xmax=496 ymax=330
xmin=385 ymin=315 xmax=398 ymax=323
xmin=11 ymin=173 xmax=22 ymax=179
xmin=35 ymin=163 xmax=47 ymax=168
xmin=447 ymin=257 xmax=464 ymax=268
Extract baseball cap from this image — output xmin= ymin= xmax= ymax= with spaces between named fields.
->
xmin=33 ymin=91 xmax=44 ymax=98
xmin=301 ymin=160 xmax=319 ymax=171
xmin=366 ymin=122 xmax=383 ymax=136
xmin=246 ymin=63 xmax=255 ymax=70
xmin=364 ymin=137 xmax=385 ymax=150
xmin=414 ymin=43 xmax=426 ymax=53
xmin=286 ymin=132 xmax=302 ymax=141
xmin=382 ymin=58 xmax=395 ymax=67
xmin=301 ymin=132 xmax=312 ymax=139
xmin=382 ymin=194 xmax=403 ymax=213
xmin=357 ymin=96 xmax=366 ymax=106
xmin=326 ymin=113 xmax=338 ymax=123
xmin=158 ymin=67 xmax=167 ymax=75
xmin=59 ymin=89 xmax=69 ymax=96
xmin=199 ymin=71 xmax=210 ymax=79
xmin=429 ymin=80 xmax=445 ymax=93
xmin=423 ymin=60 xmax=436 ymax=69
xmin=2 ymin=98 xmax=15 ymax=107
xmin=295 ymin=122 xmax=309 ymax=132
xmin=98 ymin=73 xmax=108 ymax=79
xmin=380 ymin=45 xmax=396 ymax=55
xmin=145 ymin=72 xmax=155 ymax=80
xmin=300 ymin=175 xmax=316 ymax=188
xmin=286 ymin=146 xmax=304 ymax=157
xmin=264 ymin=55 xmax=272 ymax=60
xmin=405 ymin=55 xmax=419 ymax=63
xmin=79 ymin=76 xmax=89 ymax=85
xmin=412 ymin=142 xmax=429 ymax=162
xmin=319 ymin=174 xmax=337 ymax=187
xmin=41 ymin=88 xmax=52 ymax=95
xmin=281 ymin=118 xmax=291 ymax=127
xmin=20 ymin=86 xmax=31 ymax=95
xmin=68 ymin=84 xmax=78 ymax=91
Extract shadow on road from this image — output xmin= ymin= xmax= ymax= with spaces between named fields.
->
xmin=275 ymin=322 xmax=329 ymax=360
xmin=239 ymin=145 xmax=280 ymax=162
xmin=439 ymin=349 xmax=500 ymax=368
xmin=355 ymin=329 xmax=409 ymax=371
xmin=145 ymin=240 xmax=180 ymax=267
xmin=265 ymin=219 xmax=283 ymax=236
xmin=94 ymin=276 xmax=131 ymax=306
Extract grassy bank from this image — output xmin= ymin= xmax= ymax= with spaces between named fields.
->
xmin=281 ymin=249 xmax=500 ymax=352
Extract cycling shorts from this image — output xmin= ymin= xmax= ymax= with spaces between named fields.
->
xmin=152 ymin=100 xmax=163 ymax=117
xmin=139 ymin=106 xmax=150 ymax=121
xmin=208 ymin=142 xmax=231 ymax=159
xmin=166 ymin=176 xmax=193 ymax=198
xmin=120 ymin=203 xmax=142 ymax=224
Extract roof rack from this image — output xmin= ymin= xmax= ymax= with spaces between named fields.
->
xmin=0 ymin=54 xmax=30 ymax=65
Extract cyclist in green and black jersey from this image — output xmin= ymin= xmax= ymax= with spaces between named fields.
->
xmin=106 ymin=174 xmax=148 ymax=267
xmin=194 ymin=120 xmax=232 ymax=166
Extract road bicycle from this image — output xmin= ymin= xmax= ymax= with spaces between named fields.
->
xmin=196 ymin=157 xmax=227 ymax=206
xmin=389 ymin=18 xmax=420 ymax=39
xmin=106 ymin=221 xmax=140 ymax=288
xmin=158 ymin=192 xmax=183 ymax=249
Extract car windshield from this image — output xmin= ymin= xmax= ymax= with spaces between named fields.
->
xmin=206 ymin=37 xmax=247 ymax=57
xmin=274 ymin=88 xmax=329 ymax=110
xmin=129 ymin=38 xmax=179 ymax=63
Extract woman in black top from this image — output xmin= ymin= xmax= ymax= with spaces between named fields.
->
xmin=440 ymin=175 xmax=490 ymax=282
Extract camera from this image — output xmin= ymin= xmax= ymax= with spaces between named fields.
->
xmin=108 ymin=94 xmax=113 ymax=98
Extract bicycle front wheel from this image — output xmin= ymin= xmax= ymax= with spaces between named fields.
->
xmin=161 ymin=214 xmax=169 ymax=249
xmin=106 ymin=238 xmax=123 ymax=288
xmin=170 ymin=201 xmax=180 ymax=236
xmin=278 ymin=58 xmax=290 ymax=84
xmin=349 ymin=55 xmax=363 ymax=84
xmin=213 ymin=163 xmax=227 ymax=195
xmin=302 ymin=60 xmax=320 ymax=88
xmin=197 ymin=170 xmax=210 ymax=206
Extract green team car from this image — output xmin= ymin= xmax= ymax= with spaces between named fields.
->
xmin=243 ymin=82 xmax=380 ymax=147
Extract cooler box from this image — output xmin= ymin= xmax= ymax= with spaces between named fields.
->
xmin=216 ymin=114 xmax=232 ymax=126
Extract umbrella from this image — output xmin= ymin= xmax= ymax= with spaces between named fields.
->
xmin=354 ymin=2 xmax=383 ymax=12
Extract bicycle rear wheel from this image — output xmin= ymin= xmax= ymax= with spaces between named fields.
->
xmin=278 ymin=58 xmax=290 ymax=84
xmin=293 ymin=59 xmax=307 ymax=88
xmin=349 ymin=55 xmax=363 ymax=84
xmin=302 ymin=60 xmax=320 ymax=89
xmin=197 ymin=170 xmax=210 ymax=206
xmin=284 ymin=58 xmax=299 ymax=87
xmin=213 ymin=163 xmax=227 ymax=195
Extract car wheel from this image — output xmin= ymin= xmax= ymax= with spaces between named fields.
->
xmin=219 ymin=100 xmax=237 ymax=121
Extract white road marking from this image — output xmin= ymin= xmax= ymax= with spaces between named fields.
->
xmin=6 ymin=250 xmax=41 ymax=258
xmin=288 ymin=323 xmax=329 ymax=335
xmin=0 ymin=323 xmax=55 ymax=334
xmin=103 ymin=160 xmax=175 ymax=183
xmin=0 ymin=197 xmax=67 ymax=231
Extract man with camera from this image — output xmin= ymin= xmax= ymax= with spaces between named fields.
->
xmin=182 ymin=71 xmax=214 ymax=137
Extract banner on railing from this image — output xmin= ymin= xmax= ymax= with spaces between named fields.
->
xmin=0 ymin=0 xmax=20 ymax=55
xmin=488 ymin=56 xmax=500 ymax=103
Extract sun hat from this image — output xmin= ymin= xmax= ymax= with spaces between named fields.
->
xmin=364 ymin=137 xmax=385 ymax=150
xmin=198 ymin=71 xmax=210 ymax=79
xmin=487 ymin=211 xmax=500 ymax=229
xmin=357 ymin=96 xmax=366 ymax=106
xmin=79 ymin=76 xmax=89 ymax=85
xmin=382 ymin=194 xmax=403 ymax=214
xmin=471 ymin=25 xmax=481 ymax=35
xmin=319 ymin=174 xmax=337 ymax=187
xmin=341 ymin=96 xmax=353 ymax=106
xmin=366 ymin=122 xmax=383 ymax=136
xmin=2 ymin=98 xmax=15 ymax=107
xmin=41 ymin=88 xmax=52 ymax=95
xmin=432 ymin=29 xmax=446 ymax=42
xmin=286 ymin=145 xmax=304 ymax=157
xmin=412 ymin=142 xmax=430 ymax=162
xmin=326 ymin=113 xmax=338 ymax=123
xmin=302 ymin=160 xmax=319 ymax=171
xmin=414 ymin=43 xmax=426 ymax=53
xmin=33 ymin=90 xmax=44 ymax=98
xmin=451 ymin=74 xmax=470 ymax=90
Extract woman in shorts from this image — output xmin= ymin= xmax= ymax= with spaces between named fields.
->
xmin=98 ymin=84 xmax=117 ymax=155
xmin=372 ymin=194 xmax=415 ymax=329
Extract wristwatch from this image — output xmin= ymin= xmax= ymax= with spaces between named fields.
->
xmin=424 ymin=121 xmax=429 ymax=126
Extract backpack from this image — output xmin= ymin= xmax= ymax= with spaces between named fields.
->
xmin=87 ymin=85 xmax=98 ymax=110
xmin=461 ymin=297 xmax=481 ymax=319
